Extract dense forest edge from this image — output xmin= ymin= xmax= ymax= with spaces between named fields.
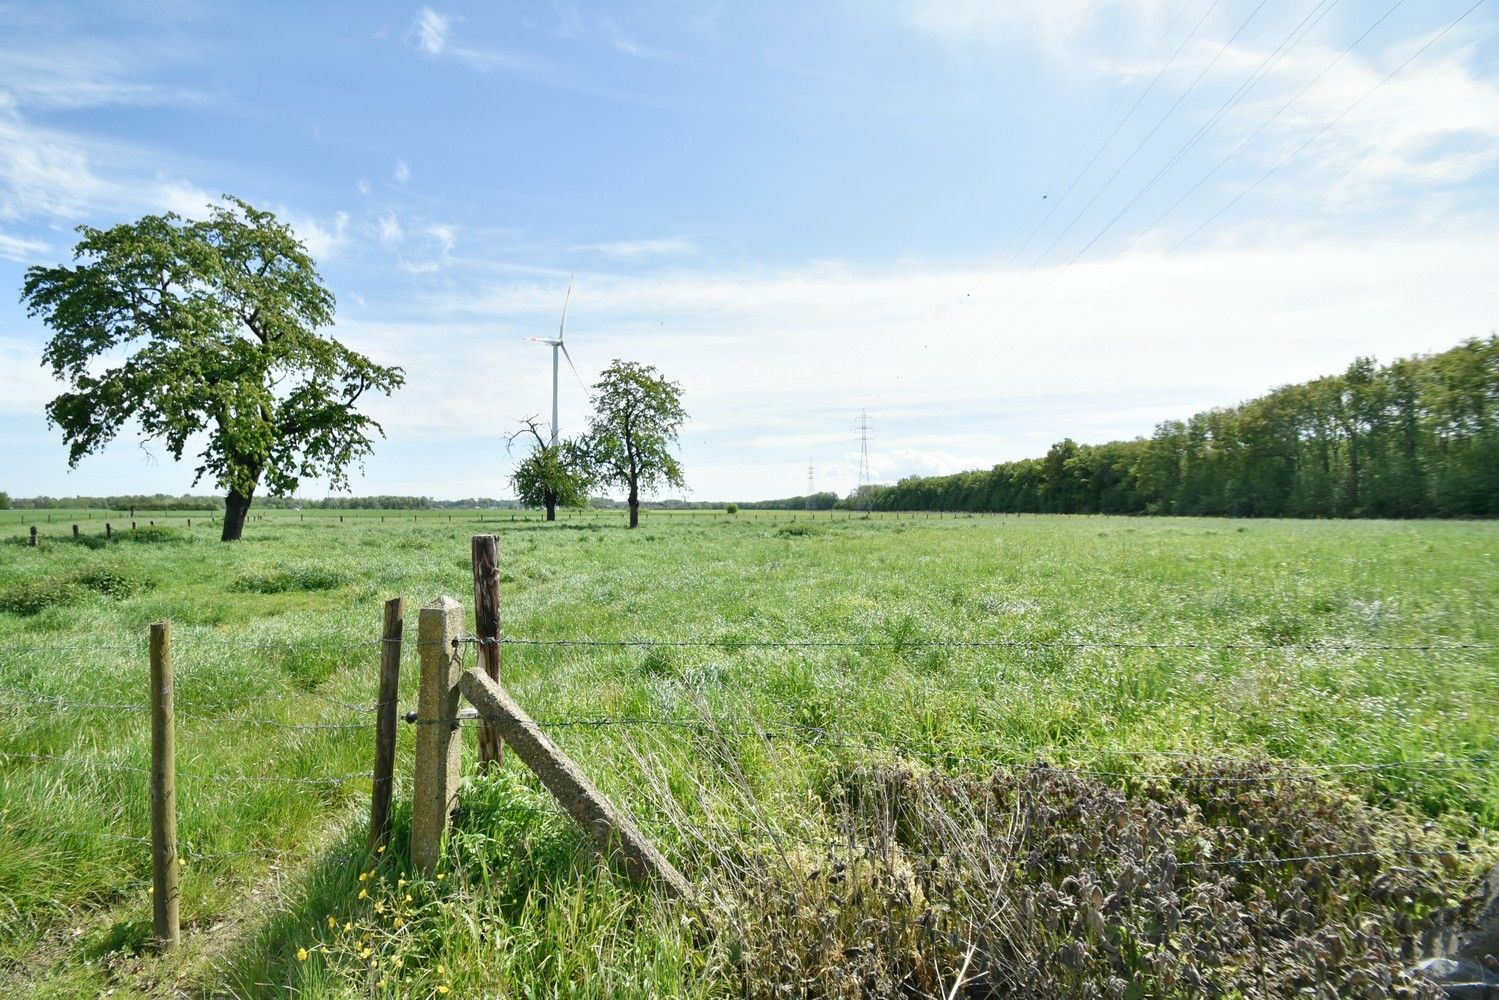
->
xmin=864 ymin=335 xmax=1499 ymax=518
xmin=6 ymin=336 xmax=1494 ymax=518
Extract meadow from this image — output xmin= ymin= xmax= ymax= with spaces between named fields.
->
xmin=0 ymin=509 xmax=1495 ymax=998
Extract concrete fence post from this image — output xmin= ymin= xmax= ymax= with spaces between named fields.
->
xmin=410 ymin=596 xmax=465 ymax=872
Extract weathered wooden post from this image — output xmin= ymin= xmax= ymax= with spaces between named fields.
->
xmin=460 ymin=669 xmax=689 ymax=897
xmin=411 ymin=597 xmax=464 ymax=872
xmin=471 ymin=535 xmax=503 ymax=770
xmin=105 ymin=523 xmax=112 ymax=539
xmin=149 ymin=621 xmax=180 ymax=949
xmin=369 ymin=597 xmax=404 ymax=850
xmin=29 ymin=526 xmax=37 ymax=547
xmin=72 ymin=524 xmax=79 ymax=538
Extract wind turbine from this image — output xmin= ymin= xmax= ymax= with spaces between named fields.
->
xmin=527 ymin=278 xmax=582 ymax=447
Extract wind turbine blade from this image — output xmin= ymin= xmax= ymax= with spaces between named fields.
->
xmin=526 ymin=337 xmax=550 ymax=344
xmin=561 ymin=343 xmax=591 ymax=397
xmin=557 ymin=273 xmax=574 ymax=341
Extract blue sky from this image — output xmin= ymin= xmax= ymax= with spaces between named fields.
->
xmin=1 ymin=0 xmax=1496 ymax=501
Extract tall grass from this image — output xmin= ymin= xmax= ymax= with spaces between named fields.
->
xmin=0 ymin=512 xmax=1494 ymax=996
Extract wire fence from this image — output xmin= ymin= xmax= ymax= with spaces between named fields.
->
xmin=1 ymin=605 xmax=1495 ymax=960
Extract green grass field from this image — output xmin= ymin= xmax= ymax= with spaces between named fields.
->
xmin=1 ymin=510 xmax=1495 ymax=997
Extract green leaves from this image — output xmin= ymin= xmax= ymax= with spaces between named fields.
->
xmin=20 ymin=197 xmax=403 ymax=527
xmin=580 ymin=360 xmax=687 ymax=499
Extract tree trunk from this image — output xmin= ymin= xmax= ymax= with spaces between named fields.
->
xmin=222 ymin=488 xmax=253 ymax=542
xmin=545 ymin=495 xmax=556 ymax=522
xmin=628 ymin=480 xmax=639 ymax=529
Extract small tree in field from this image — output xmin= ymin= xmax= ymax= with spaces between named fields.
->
xmin=0 ymin=491 xmax=9 ymax=509
xmin=21 ymin=197 xmax=403 ymax=541
xmin=509 ymin=416 xmax=590 ymax=521
xmin=580 ymin=360 xmax=686 ymax=529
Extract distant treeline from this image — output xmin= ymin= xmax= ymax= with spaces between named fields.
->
xmin=736 ymin=492 xmax=842 ymax=510
xmin=866 ymin=336 xmax=1499 ymax=519
xmin=9 ymin=494 xmax=221 ymax=511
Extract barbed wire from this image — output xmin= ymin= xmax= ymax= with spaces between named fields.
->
xmin=0 ymin=750 xmax=371 ymax=787
xmin=489 ymin=635 xmax=1499 ymax=653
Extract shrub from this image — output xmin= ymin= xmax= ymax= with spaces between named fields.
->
xmin=123 ymin=525 xmax=186 ymax=545
xmin=725 ymin=503 xmax=739 ymax=514
xmin=230 ymin=566 xmax=351 ymax=594
xmin=777 ymin=524 xmax=819 ymax=538
xmin=72 ymin=569 xmax=153 ymax=598
xmin=712 ymin=761 xmax=1473 ymax=999
xmin=0 ymin=579 xmax=82 ymax=616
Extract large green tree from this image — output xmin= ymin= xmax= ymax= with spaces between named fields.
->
xmin=509 ymin=416 xmax=591 ymax=521
xmin=21 ymin=197 xmax=403 ymax=541
xmin=580 ymin=360 xmax=686 ymax=528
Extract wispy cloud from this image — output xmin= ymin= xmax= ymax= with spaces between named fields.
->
xmin=393 ymin=159 xmax=410 ymax=184
xmin=411 ymin=6 xmax=450 ymax=56
xmin=0 ymin=229 xmax=49 ymax=263
xmin=569 ymin=236 xmax=696 ymax=260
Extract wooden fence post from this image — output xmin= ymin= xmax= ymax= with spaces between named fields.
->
xmin=29 ymin=526 xmax=37 ymax=547
xmin=411 ymin=597 xmax=465 ymax=872
xmin=149 ymin=621 xmax=180 ymax=949
xmin=459 ymin=668 xmax=689 ymax=897
xmin=105 ymin=523 xmax=112 ymax=539
xmin=471 ymin=536 xmax=503 ymax=770
xmin=72 ymin=524 xmax=79 ymax=538
xmin=369 ymin=597 xmax=404 ymax=851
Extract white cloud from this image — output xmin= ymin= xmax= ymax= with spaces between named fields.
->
xmin=894 ymin=0 xmax=1173 ymax=55
xmin=377 ymin=211 xmax=403 ymax=245
xmin=393 ymin=159 xmax=410 ymax=184
xmin=0 ymin=229 xmax=48 ymax=262
xmin=570 ymin=236 xmax=696 ymax=260
xmin=411 ymin=6 xmax=450 ymax=56
xmin=335 ymin=223 xmax=1498 ymax=498
xmin=1252 ymin=37 xmax=1499 ymax=208
xmin=357 ymin=177 xmax=372 ymax=196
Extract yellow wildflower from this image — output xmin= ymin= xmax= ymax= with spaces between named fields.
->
xmin=437 ymin=987 xmax=450 ymax=995
xmin=359 ymin=871 xmax=369 ymax=882
xmin=435 ymin=873 xmax=445 ymax=881
xmin=374 ymin=901 xmax=385 ymax=914
xmin=297 ymin=947 xmax=308 ymax=962
xmin=326 ymin=916 xmax=337 ymax=929
xmin=358 ymin=889 xmax=369 ymax=900
xmin=404 ymin=894 xmax=413 ymax=903
xmin=360 ymin=947 xmax=372 ymax=959
xmin=343 ymin=921 xmax=353 ymax=932
xmin=393 ymin=917 xmax=404 ymax=928
xmin=376 ymin=845 xmax=386 ymax=854
xmin=437 ymin=964 xmax=446 ymax=975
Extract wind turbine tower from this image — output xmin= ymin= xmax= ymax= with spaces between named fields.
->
xmin=526 ymin=278 xmax=580 ymax=447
